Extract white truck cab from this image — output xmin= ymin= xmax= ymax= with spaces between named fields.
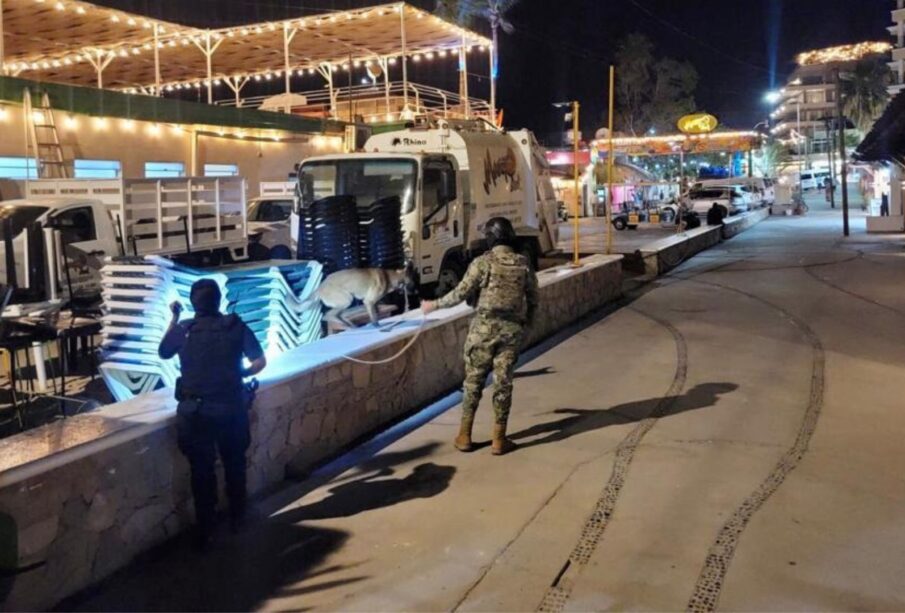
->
xmin=295 ymin=120 xmax=557 ymax=295
xmin=0 ymin=177 xmax=247 ymax=308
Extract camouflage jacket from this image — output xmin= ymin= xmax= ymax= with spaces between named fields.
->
xmin=437 ymin=246 xmax=539 ymax=326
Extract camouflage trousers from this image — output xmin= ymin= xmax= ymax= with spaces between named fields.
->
xmin=462 ymin=314 xmax=525 ymax=425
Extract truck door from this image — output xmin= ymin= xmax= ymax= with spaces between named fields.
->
xmin=420 ymin=158 xmax=464 ymax=290
xmin=49 ymin=205 xmax=110 ymax=301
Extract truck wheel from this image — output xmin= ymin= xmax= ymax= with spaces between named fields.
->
xmin=613 ymin=217 xmax=627 ymax=231
xmin=436 ymin=258 xmax=465 ymax=298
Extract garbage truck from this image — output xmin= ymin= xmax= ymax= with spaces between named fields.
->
xmin=0 ymin=177 xmax=248 ymax=311
xmin=294 ymin=119 xmax=559 ymax=296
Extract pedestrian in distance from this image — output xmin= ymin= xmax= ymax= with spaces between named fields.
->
xmin=706 ymin=202 xmax=727 ymax=226
xmin=158 ymin=279 xmax=267 ymax=549
xmin=422 ymin=217 xmax=539 ymax=456
xmin=881 ymin=192 xmax=890 ymax=217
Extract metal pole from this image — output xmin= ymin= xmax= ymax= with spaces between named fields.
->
xmin=572 ymin=100 xmax=580 ymax=266
xmin=206 ymin=32 xmax=213 ymax=104
xmin=400 ymin=7 xmax=408 ymax=109
xmin=283 ymin=24 xmax=297 ymax=103
xmin=836 ymin=68 xmax=850 ymax=237
xmin=461 ymin=37 xmax=470 ymax=119
xmin=797 ymin=99 xmax=803 ymax=194
xmin=382 ymin=58 xmax=391 ymax=116
xmin=490 ymin=40 xmax=500 ymax=125
xmin=153 ymin=24 xmax=161 ymax=95
xmin=0 ymin=0 xmax=6 ymax=76
xmin=606 ymin=66 xmax=615 ymax=256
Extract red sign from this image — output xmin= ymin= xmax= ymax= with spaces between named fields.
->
xmin=546 ymin=149 xmax=592 ymax=167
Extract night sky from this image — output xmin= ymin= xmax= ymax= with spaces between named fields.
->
xmin=96 ymin=0 xmax=891 ymax=142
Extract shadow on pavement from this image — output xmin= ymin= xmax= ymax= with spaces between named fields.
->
xmin=514 ymin=366 xmax=556 ymax=379
xmin=511 ymin=382 xmax=739 ymax=450
xmin=278 ymin=462 xmax=456 ymax=522
xmin=63 ymin=444 xmax=454 ymax=612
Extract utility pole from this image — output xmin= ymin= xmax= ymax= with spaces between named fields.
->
xmin=835 ymin=68 xmax=850 ymax=237
xmin=606 ymin=66 xmax=615 ymax=256
xmin=572 ymin=100 xmax=581 ymax=267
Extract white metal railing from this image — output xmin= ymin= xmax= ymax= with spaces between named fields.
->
xmin=216 ymin=81 xmax=493 ymax=124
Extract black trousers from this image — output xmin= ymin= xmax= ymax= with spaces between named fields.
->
xmin=177 ymin=409 xmax=251 ymax=534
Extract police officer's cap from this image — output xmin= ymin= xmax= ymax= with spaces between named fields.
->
xmin=484 ymin=217 xmax=517 ymax=248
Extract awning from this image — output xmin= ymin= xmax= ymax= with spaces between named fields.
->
xmin=855 ymin=92 xmax=905 ymax=163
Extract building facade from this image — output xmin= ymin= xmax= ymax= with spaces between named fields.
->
xmin=770 ymin=62 xmax=842 ymax=160
xmin=889 ymin=0 xmax=905 ymax=95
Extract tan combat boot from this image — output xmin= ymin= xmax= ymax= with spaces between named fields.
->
xmin=454 ymin=414 xmax=475 ymax=452
xmin=491 ymin=423 xmax=517 ymax=456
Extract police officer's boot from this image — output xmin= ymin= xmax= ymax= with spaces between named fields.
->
xmin=491 ymin=422 xmax=517 ymax=456
xmin=454 ymin=413 xmax=475 ymax=452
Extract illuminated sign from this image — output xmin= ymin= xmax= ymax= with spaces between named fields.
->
xmin=678 ymin=113 xmax=719 ymax=135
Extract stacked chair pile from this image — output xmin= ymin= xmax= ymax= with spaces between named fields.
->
xmin=359 ymin=195 xmax=406 ymax=270
xmin=298 ymin=195 xmax=406 ymax=273
xmin=98 ymin=256 xmax=324 ymax=402
xmin=297 ymin=195 xmax=361 ymax=274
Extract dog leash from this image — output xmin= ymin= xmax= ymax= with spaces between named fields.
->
xmin=339 ymin=290 xmax=429 ymax=365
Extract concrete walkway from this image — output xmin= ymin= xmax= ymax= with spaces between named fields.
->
xmin=72 ymin=198 xmax=905 ymax=612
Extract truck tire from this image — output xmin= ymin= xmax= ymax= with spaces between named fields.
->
xmin=436 ymin=257 xmax=465 ymax=298
xmin=613 ymin=217 xmax=628 ymax=231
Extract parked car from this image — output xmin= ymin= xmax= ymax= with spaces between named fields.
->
xmin=686 ymin=186 xmax=749 ymax=217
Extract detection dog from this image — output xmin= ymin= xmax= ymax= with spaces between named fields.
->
xmin=303 ymin=266 xmax=415 ymax=328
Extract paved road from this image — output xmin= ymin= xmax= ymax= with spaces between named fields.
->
xmin=76 ymin=199 xmax=905 ymax=611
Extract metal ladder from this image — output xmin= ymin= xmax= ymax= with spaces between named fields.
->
xmin=24 ymin=89 xmax=70 ymax=179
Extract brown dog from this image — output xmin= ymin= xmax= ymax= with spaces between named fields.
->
xmin=304 ymin=267 xmax=413 ymax=328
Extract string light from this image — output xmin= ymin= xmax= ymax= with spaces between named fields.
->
xmin=797 ymin=41 xmax=892 ymax=66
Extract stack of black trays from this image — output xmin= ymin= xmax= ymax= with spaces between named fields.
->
xmin=359 ymin=195 xmax=405 ymax=270
xmin=297 ymin=195 xmax=361 ymax=274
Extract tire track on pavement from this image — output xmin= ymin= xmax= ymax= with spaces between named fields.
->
xmin=536 ymin=307 xmax=688 ymax=613
xmin=678 ymin=278 xmax=826 ymax=613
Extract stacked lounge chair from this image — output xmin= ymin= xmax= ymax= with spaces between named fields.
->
xmin=98 ymin=256 xmax=323 ymax=402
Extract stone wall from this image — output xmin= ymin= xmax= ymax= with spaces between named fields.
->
xmin=639 ymin=226 xmax=723 ymax=277
xmin=721 ymin=207 xmax=770 ymax=239
xmin=0 ymin=255 xmax=622 ymax=611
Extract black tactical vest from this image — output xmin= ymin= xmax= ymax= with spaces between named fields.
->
xmin=179 ymin=314 xmax=246 ymax=408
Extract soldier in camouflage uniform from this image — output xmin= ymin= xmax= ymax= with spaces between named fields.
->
xmin=422 ymin=217 xmax=539 ymax=456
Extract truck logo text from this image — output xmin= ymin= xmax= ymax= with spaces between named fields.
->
xmin=392 ymin=137 xmax=428 ymax=146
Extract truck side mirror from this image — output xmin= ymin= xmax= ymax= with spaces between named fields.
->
xmin=440 ymin=170 xmax=457 ymax=204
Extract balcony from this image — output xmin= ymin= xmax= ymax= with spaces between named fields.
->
xmin=217 ymin=81 xmax=492 ymax=125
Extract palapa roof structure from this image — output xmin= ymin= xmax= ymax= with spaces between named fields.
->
xmin=0 ymin=0 xmax=491 ymax=92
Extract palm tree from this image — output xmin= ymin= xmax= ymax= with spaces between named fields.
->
xmin=435 ymin=0 xmax=521 ymax=116
xmin=843 ymin=58 xmax=891 ymax=137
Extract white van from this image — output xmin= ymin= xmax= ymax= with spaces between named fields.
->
xmin=799 ymin=170 xmax=833 ymax=191
xmin=694 ymin=177 xmax=774 ymax=207
xmin=687 ymin=186 xmax=749 ymax=217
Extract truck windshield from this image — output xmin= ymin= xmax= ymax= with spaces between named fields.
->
xmin=0 ymin=205 xmax=49 ymax=240
xmin=299 ymin=159 xmax=417 ymax=214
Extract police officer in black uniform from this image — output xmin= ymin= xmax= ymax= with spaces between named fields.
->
xmin=158 ymin=279 xmax=267 ymax=548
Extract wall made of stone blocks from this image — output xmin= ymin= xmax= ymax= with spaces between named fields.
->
xmin=0 ymin=255 xmax=622 ymax=611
